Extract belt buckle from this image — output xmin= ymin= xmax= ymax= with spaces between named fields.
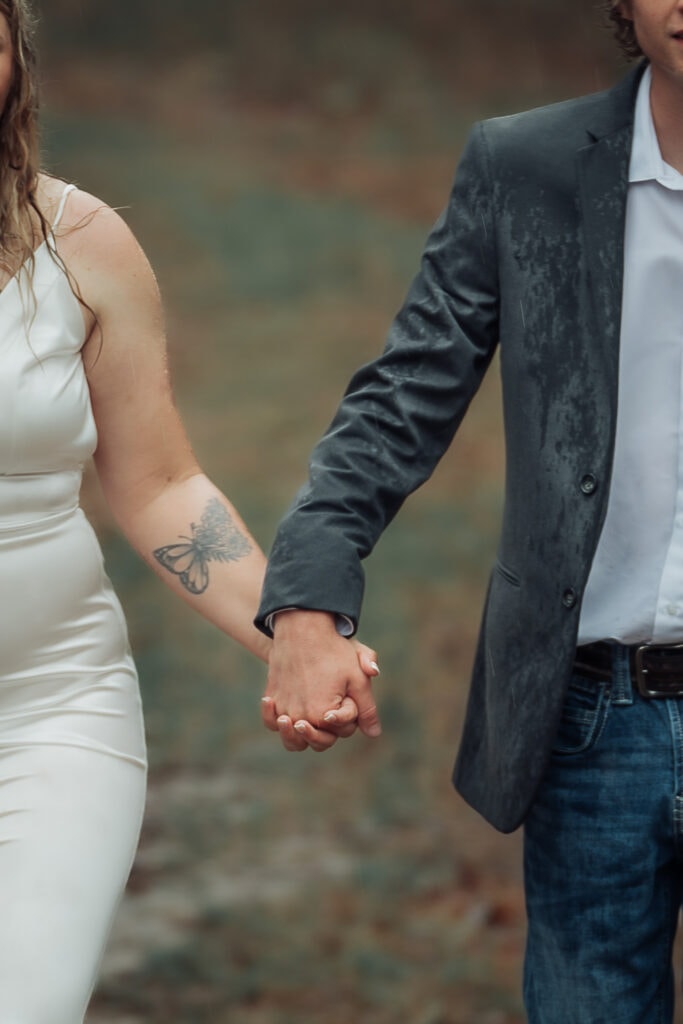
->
xmin=634 ymin=643 xmax=683 ymax=699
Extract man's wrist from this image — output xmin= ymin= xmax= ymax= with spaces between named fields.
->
xmin=270 ymin=608 xmax=355 ymax=638
xmin=272 ymin=608 xmax=338 ymax=637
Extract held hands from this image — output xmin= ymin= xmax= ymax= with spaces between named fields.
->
xmin=260 ymin=610 xmax=381 ymax=752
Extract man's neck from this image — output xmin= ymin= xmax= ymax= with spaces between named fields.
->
xmin=650 ymin=69 xmax=683 ymax=173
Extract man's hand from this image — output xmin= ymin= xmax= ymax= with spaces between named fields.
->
xmin=260 ymin=610 xmax=381 ymax=752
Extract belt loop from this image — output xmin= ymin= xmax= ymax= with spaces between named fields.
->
xmin=611 ymin=643 xmax=634 ymax=705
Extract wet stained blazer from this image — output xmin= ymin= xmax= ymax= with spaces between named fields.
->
xmin=257 ymin=62 xmax=645 ymax=834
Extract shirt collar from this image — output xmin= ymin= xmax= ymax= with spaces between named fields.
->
xmin=629 ymin=65 xmax=683 ymax=189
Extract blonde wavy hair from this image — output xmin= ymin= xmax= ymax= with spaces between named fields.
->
xmin=603 ymin=1 xmax=643 ymax=60
xmin=0 ymin=0 xmax=48 ymax=281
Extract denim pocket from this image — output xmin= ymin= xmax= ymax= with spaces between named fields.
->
xmin=552 ymin=674 xmax=610 ymax=756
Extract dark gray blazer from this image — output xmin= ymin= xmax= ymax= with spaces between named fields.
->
xmin=257 ymin=63 xmax=644 ymax=833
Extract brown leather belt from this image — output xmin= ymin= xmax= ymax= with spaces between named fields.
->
xmin=574 ymin=641 xmax=683 ymax=699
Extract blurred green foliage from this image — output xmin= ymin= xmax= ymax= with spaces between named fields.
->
xmin=39 ymin=0 xmax=611 ymax=56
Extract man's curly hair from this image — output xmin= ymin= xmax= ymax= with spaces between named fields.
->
xmin=603 ymin=2 xmax=643 ymax=59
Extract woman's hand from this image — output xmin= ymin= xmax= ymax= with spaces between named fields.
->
xmin=260 ymin=616 xmax=380 ymax=752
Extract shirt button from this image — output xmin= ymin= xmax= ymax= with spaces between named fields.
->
xmin=580 ymin=474 xmax=597 ymax=495
xmin=562 ymin=588 xmax=577 ymax=609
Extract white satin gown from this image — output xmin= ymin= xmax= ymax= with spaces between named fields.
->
xmin=0 ymin=184 xmax=147 ymax=1022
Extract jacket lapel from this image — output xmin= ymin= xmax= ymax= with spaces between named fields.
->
xmin=576 ymin=64 xmax=645 ymax=384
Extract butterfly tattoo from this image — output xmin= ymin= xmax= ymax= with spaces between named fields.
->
xmin=153 ymin=498 xmax=252 ymax=596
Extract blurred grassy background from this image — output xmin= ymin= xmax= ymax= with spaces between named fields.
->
xmin=34 ymin=3 xmax=628 ymax=1021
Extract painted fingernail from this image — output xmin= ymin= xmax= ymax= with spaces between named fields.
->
xmin=261 ymin=697 xmax=272 ymax=704
xmin=369 ymin=661 xmax=380 ymax=675
xmin=323 ymin=712 xmax=337 ymax=723
xmin=277 ymin=715 xmax=289 ymax=726
xmin=294 ymin=721 xmax=307 ymax=733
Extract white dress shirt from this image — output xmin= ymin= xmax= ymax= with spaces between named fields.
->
xmin=579 ymin=66 xmax=683 ymax=644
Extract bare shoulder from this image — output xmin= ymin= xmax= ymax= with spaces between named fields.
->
xmin=37 ymin=174 xmax=159 ymax=312
xmin=44 ymin=177 xmax=146 ymax=262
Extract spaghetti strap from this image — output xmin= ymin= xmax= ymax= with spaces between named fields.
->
xmin=51 ymin=183 xmax=76 ymax=232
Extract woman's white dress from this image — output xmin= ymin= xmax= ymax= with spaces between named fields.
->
xmin=0 ymin=184 xmax=147 ymax=1022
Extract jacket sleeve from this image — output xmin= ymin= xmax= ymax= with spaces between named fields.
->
xmin=256 ymin=121 xmax=501 ymax=635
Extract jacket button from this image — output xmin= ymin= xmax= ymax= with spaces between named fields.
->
xmin=562 ymin=588 xmax=577 ymax=609
xmin=580 ymin=474 xmax=597 ymax=495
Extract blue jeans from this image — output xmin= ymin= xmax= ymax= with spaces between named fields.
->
xmin=524 ymin=644 xmax=683 ymax=1024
